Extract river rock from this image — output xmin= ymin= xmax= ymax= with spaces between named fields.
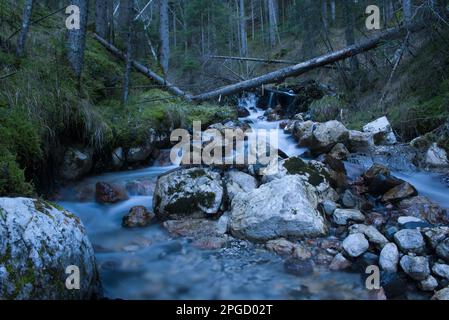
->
xmin=363 ymin=116 xmax=397 ymax=145
xmin=425 ymin=143 xmax=449 ymax=168
xmin=224 ymin=170 xmax=258 ymax=201
xmin=236 ymin=105 xmax=250 ymax=117
xmin=95 ymin=182 xmax=128 ymax=204
xmin=342 ymin=233 xmax=369 ymax=258
xmin=333 ymin=209 xmax=365 ymax=226
xmin=341 ymin=189 xmax=360 ymax=209
xmin=329 ymin=143 xmax=350 ymax=160
xmin=229 ymin=175 xmax=327 ymax=242
xmin=60 ymin=146 xmax=93 ymax=180
xmin=398 ymin=196 xmax=448 ymax=224
xmin=122 ymin=206 xmax=154 ymax=228
xmin=163 ymin=219 xmax=229 ymax=250
xmin=436 ymin=238 xmax=449 ymax=262
xmin=423 ymin=227 xmax=449 ymax=250
xmin=381 ymin=182 xmax=417 ymax=203
xmin=379 ymin=243 xmax=399 ymax=272
xmin=126 ymin=145 xmax=153 ymax=163
xmin=419 ymin=276 xmax=439 ymax=291
xmin=394 ymin=229 xmax=426 ymax=254
xmin=310 ymin=120 xmax=349 ymax=155
xmin=284 ymin=258 xmax=314 ymax=276
xmin=111 ymin=147 xmax=125 ymax=169
xmin=292 ymin=120 xmax=315 ymax=147
xmin=349 ymin=224 xmax=389 ymax=247
xmin=266 ymin=239 xmax=296 ymax=256
xmin=346 ymin=130 xmax=375 ymax=153
xmin=432 ymin=263 xmax=449 ymax=280
xmin=432 ymin=287 xmax=449 ymax=300
xmin=153 ymin=167 xmax=224 ymax=220
xmin=400 ymin=255 xmax=430 ymax=281
xmin=329 ymin=253 xmax=352 ymax=271
xmin=0 ymin=198 xmax=100 ymax=299
xmin=318 ymin=200 xmax=337 ymax=216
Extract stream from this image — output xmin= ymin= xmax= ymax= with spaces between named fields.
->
xmin=56 ymin=93 xmax=448 ymax=300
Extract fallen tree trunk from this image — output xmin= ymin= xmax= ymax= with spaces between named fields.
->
xmin=209 ymin=55 xmax=342 ymax=70
xmin=192 ymin=23 xmax=423 ymax=102
xmin=93 ymin=33 xmax=192 ymax=101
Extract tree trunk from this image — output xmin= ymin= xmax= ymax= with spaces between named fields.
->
xmin=94 ymin=34 xmax=192 ymax=101
xmin=344 ymin=0 xmax=359 ymax=70
xmin=123 ymin=0 xmax=134 ymax=105
xmin=402 ymin=0 xmax=412 ymax=23
xmin=95 ymin=0 xmax=108 ymax=40
xmin=159 ymin=0 xmax=170 ymax=74
xmin=191 ymin=23 xmax=423 ymax=102
xmin=321 ymin=0 xmax=328 ymax=29
xmin=330 ymin=0 xmax=336 ymax=23
xmin=107 ymin=0 xmax=115 ymax=43
xmin=17 ymin=0 xmax=34 ymax=56
xmin=239 ymin=0 xmax=247 ymax=57
xmin=67 ymin=0 xmax=89 ymax=82
xmin=267 ymin=0 xmax=278 ymax=47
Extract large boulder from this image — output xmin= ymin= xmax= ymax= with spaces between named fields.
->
xmin=346 ymin=130 xmax=374 ymax=152
xmin=224 ymin=170 xmax=258 ymax=201
xmin=229 ymin=175 xmax=327 ymax=242
xmin=0 ymin=198 xmax=100 ymax=299
xmin=362 ymin=116 xmax=397 ymax=145
xmin=310 ymin=120 xmax=349 ymax=155
xmin=60 ymin=147 xmax=93 ymax=181
xmin=425 ymin=143 xmax=449 ymax=168
xmin=153 ymin=167 xmax=224 ymax=220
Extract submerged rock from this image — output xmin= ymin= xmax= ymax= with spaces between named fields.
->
xmin=122 ymin=206 xmax=154 ymax=228
xmin=284 ymin=258 xmax=314 ymax=276
xmin=329 ymin=253 xmax=352 ymax=271
xmin=153 ymin=167 xmax=224 ymax=220
xmin=229 ymin=175 xmax=327 ymax=242
xmin=0 ymin=198 xmax=100 ymax=299
xmin=95 ymin=182 xmax=128 ymax=204
xmin=162 ymin=219 xmax=229 ymax=250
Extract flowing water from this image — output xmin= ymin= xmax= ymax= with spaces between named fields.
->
xmin=56 ymin=93 xmax=448 ymax=300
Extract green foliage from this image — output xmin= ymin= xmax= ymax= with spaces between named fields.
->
xmin=309 ymin=96 xmax=345 ymax=123
xmin=0 ymin=147 xmax=33 ymax=196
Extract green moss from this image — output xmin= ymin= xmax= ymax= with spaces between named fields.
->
xmin=0 ymin=147 xmax=34 ymax=196
xmin=187 ymin=168 xmax=207 ymax=179
xmin=164 ymin=192 xmax=216 ymax=215
xmin=283 ymin=157 xmax=327 ymax=186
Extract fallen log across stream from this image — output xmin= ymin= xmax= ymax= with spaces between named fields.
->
xmin=191 ymin=23 xmax=423 ymax=103
xmin=95 ymin=23 xmax=423 ymax=104
xmin=93 ymin=33 xmax=193 ymax=102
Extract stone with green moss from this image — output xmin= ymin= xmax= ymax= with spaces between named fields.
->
xmin=153 ymin=167 xmax=224 ymax=220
